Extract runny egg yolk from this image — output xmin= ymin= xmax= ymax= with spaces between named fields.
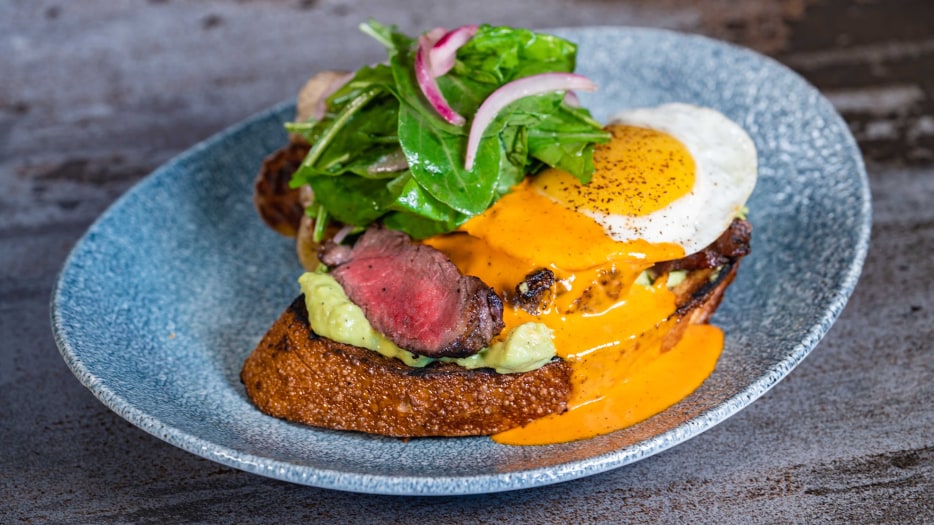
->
xmin=534 ymin=125 xmax=696 ymax=218
xmin=424 ymin=124 xmax=725 ymax=445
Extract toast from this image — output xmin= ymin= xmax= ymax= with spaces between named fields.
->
xmin=240 ymin=296 xmax=572 ymax=437
xmin=244 ymin=63 xmax=752 ymax=439
xmin=239 ymin=258 xmax=742 ymax=438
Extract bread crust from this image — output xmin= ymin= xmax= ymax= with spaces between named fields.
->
xmin=241 ymin=297 xmax=573 ymax=437
xmin=661 ymin=260 xmax=740 ymax=352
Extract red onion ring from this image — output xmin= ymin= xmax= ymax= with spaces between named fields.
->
xmin=413 ymin=25 xmax=479 ymax=126
xmin=415 ymin=31 xmax=466 ymax=126
xmin=424 ymin=26 xmax=447 ymax=45
xmin=429 ymin=25 xmax=478 ymax=77
xmin=464 ymin=73 xmax=598 ymax=170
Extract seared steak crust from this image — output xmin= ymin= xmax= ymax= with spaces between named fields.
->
xmin=319 ymin=226 xmax=505 ymax=358
xmin=514 ymin=268 xmax=556 ymax=315
xmin=241 ymin=297 xmax=572 ymax=437
xmin=653 ymin=218 xmax=751 ymax=274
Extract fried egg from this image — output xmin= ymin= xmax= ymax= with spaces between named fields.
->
xmin=533 ymin=103 xmax=757 ymax=255
xmin=424 ymin=103 xmax=757 ymax=445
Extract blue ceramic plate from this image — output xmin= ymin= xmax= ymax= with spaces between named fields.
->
xmin=51 ymin=27 xmax=870 ymax=495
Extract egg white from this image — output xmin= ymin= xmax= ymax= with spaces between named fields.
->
xmin=591 ymin=103 xmax=757 ymax=255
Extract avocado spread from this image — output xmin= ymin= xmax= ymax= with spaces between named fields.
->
xmin=298 ymin=272 xmax=556 ymax=373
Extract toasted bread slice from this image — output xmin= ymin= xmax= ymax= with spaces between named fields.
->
xmin=240 ymin=259 xmax=742 ymax=438
xmin=661 ymin=261 xmax=740 ymax=352
xmin=241 ymin=297 xmax=573 ymax=437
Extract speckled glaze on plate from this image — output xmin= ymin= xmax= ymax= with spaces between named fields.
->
xmin=51 ymin=27 xmax=870 ymax=495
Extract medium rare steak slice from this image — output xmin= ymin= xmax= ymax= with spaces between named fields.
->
xmin=319 ymin=226 xmax=505 ymax=358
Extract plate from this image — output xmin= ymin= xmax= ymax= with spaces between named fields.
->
xmin=51 ymin=27 xmax=870 ymax=495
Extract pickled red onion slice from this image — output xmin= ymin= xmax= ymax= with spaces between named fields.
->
xmin=429 ymin=25 xmax=478 ymax=77
xmin=415 ymin=31 xmax=465 ymax=126
xmin=464 ymin=73 xmax=598 ymax=170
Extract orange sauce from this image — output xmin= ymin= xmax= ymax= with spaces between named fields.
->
xmin=534 ymin=125 xmax=696 ymax=216
xmin=492 ymin=324 xmax=723 ymax=445
xmin=424 ymin=124 xmax=726 ymax=445
xmin=424 ymin=188 xmax=683 ymax=362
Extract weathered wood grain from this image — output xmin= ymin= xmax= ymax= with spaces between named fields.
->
xmin=2 ymin=0 xmax=931 ymax=522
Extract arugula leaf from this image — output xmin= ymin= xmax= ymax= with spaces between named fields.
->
xmin=314 ymin=94 xmax=400 ymax=178
xmin=289 ymin=85 xmax=386 ymax=187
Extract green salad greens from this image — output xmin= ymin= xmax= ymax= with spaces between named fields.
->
xmin=287 ymin=20 xmax=610 ymax=240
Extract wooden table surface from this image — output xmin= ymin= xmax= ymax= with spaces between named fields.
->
xmin=2 ymin=1 xmax=931 ymax=522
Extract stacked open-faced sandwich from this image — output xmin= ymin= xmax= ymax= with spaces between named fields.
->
xmin=243 ymin=21 xmax=755 ymax=445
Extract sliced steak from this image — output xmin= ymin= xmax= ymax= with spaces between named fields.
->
xmin=653 ymin=218 xmax=751 ymax=274
xmin=318 ymin=226 xmax=505 ymax=358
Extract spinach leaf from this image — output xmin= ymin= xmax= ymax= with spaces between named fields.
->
xmin=526 ymin=104 xmax=613 ymax=183
xmin=382 ymin=210 xmax=467 ymax=240
xmin=306 ymin=172 xmax=400 ymax=226
xmin=396 ymin=103 xmax=503 ymax=215
xmin=454 ymin=25 xmax=577 ymax=84
xmin=385 ymin=172 xmax=463 ymax=223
